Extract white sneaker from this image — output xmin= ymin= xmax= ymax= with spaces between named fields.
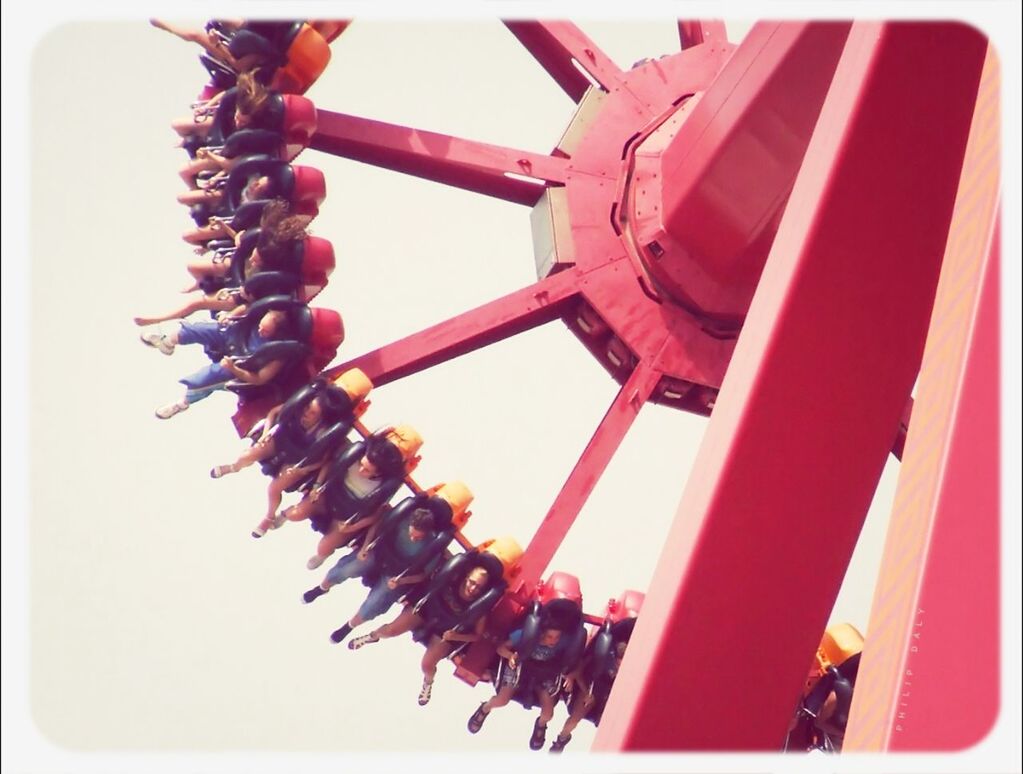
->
xmin=271 ymin=513 xmax=287 ymax=530
xmin=155 ymin=400 xmax=189 ymax=420
xmin=306 ymin=554 xmax=326 ymax=570
xmin=348 ymin=633 xmax=380 ymax=652
xmin=140 ymin=332 xmax=175 ymax=355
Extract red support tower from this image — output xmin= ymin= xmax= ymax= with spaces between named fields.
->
xmin=310 ymin=19 xmax=996 ymax=749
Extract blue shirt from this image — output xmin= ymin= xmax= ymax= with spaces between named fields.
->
xmin=509 ymin=628 xmax=568 ymax=662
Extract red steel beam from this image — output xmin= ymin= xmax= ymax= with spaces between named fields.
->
xmin=593 ymin=22 xmax=987 ymax=751
xmin=850 ymin=221 xmax=1000 ymax=752
xmin=639 ymin=22 xmax=851 ymax=321
xmin=885 ymin=227 xmax=1000 ymax=750
xmin=323 ymin=270 xmax=580 ymax=385
xmin=503 ymin=20 xmax=623 ymax=101
xmin=844 ymin=47 xmax=1002 ymax=750
xmin=515 ymin=361 xmax=663 ymax=591
xmin=455 ymin=361 xmax=662 ymax=683
xmin=677 ymin=20 xmax=728 ymax=50
xmin=310 ymin=111 xmax=569 ymax=206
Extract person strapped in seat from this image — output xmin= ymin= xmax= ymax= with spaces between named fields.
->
xmin=467 ymin=572 xmax=587 ymax=751
xmin=281 ymin=426 xmax=422 ymax=568
xmin=208 ymin=369 xmax=371 ymax=537
xmin=549 ymin=590 xmax=644 ymax=753
xmin=345 ymin=529 xmax=517 ymax=708
xmin=302 ymin=483 xmax=464 ymax=645
xmin=143 ymin=296 xmax=305 ymax=418
xmin=785 ymin=623 xmax=863 ymax=753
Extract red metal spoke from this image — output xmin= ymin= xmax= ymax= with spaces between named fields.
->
xmin=594 ymin=21 xmax=987 ymax=751
xmin=503 ymin=21 xmax=623 ymax=101
xmin=514 ymin=361 xmax=663 ymax=591
xmin=323 ymin=270 xmax=580 ymax=385
xmin=677 ymin=20 xmax=728 ymax=50
xmin=453 ymin=361 xmax=662 ymax=684
xmin=310 ymin=111 xmax=569 ymax=206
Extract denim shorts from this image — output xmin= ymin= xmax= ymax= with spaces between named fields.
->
xmin=355 ymin=579 xmax=405 ymax=621
xmin=325 ymin=551 xmax=377 ymax=586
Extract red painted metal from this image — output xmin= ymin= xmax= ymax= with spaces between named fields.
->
xmin=892 ymin=230 xmax=1001 ymax=750
xmin=311 ymin=24 xmax=847 ymax=411
xmin=454 ymin=362 xmax=660 ymax=682
xmin=843 ymin=47 xmax=1002 ymax=748
xmin=678 ymin=20 xmax=728 ymax=50
xmin=323 ymin=270 xmax=579 ymax=386
xmin=503 ymin=21 xmax=624 ymax=101
xmin=516 ymin=361 xmax=662 ymax=591
xmin=304 ymin=19 xmax=993 ymax=744
xmin=872 ymin=224 xmax=999 ymax=751
xmin=592 ymin=22 xmax=986 ymax=751
xmin=310 ymin=111 xmax=568 ymax=206
xmin=454 ymin=361 xmax=658 ymax=683
xmin=633 ymin=22 xmax=852 ymax=326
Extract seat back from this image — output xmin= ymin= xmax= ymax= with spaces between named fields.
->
xmin=537 ymin=570 xmax=583 ymax=607
xmin=604 ymin=589 xmax=645 ymax=623
xmin=299 ymin=236 xmax=335 ymax=301
xmin=281 ymin=94 xmax=318 ymax=159
xmin=310 ymin=20 xmax=350 ymax=43
xmin=431 ymin=481 xmax=473 ymax=529
xmin=475 ymin=536 xmax=523 ymax=583
xmin=272 ymin=24 xmax=332 ymax=94
xmin=307 ymin=307 xmax=344 ymax=369
xmin=291 ymin=165 xmax=327 ymax=206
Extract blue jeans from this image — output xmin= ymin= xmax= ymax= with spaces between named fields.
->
xmin=325 ymin=551 xmax=378 ymax=586
xmin=178 ymin=320 xmax=229 ymax=350
xmin=324 ymin=552 xmax=403 ymax=622
xmin=177 ymin=321 xmax=232 ymax=403
xmin=356 ymin=579 xmax=405 ymax=622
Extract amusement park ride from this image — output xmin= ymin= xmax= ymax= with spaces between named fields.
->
xmin=164 ymin=18 xmax=1000 ymax=752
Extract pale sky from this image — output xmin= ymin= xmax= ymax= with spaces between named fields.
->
xmin=5 ymin=10 xmax=1020 ymax=774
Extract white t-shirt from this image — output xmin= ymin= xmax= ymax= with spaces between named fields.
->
xmin=344 ymin=463 xmax=381 ymax=498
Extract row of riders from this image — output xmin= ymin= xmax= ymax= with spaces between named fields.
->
xmin=138 ymin=18 xmax=640 ymax=753
xmin=139 ymin=18 xmax=859 ymax=754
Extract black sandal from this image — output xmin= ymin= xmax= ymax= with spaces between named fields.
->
xmin=467 ymin=703 xmax=489 ymax=734
xmin=550 ymin=733 xmax=571 ymax=753
xmin=529 ymin=718 xmax=548 ymax=750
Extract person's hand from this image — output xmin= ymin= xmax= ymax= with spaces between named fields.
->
xmin=441 ymin=629 xmax=458 ymax=642
xmin=215 ymin=311 xmax=231 ymax=323
xmin=310 ymin=486 xmax=323 ymax=502
xmin=219 ymin=356 xmax=235 ymax=371
xmin=386 ymin=578 xmax=399 ymax=590
xmin=196 ymin=147 xmax=210 ymax=159
xmin=357 ymin=548 xmax=370 ymax=562
xmin=508 ymin=653 xmax=519 ymax=670
xmin=563 ymin=676 xmax=574 ymax=694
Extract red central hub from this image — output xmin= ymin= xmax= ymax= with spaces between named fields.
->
xmin=536 ymin=22 xmax=851 ymax=413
